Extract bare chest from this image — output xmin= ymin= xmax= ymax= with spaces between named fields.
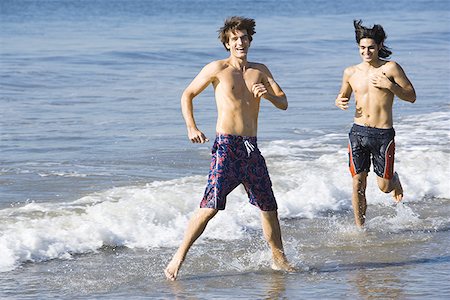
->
xmin=215 ymin=68 xmax=262 ymax=100
xmin=349 ymin=68 xmax=393 ymax=111
xmin=349 ymin=69 xmax=381 ymax=95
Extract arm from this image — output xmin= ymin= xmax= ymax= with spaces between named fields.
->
xmin=252 ymin=64 xmax=288 ymax=110
xmin=371 ymin=62 xmax=416 ymax=103
xmin=181 ymin=62 xmax=218 ymax=143
xmin=335 ymin=67 xmax=353 ymax=110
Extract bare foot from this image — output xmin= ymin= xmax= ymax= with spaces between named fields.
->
xmin=164 ymin=258 xmax=183 ymax=281
xmin=271 ymin=257 xmax=298 ymax=273
xmin=392 ymin=172 xmax=403 ymax=202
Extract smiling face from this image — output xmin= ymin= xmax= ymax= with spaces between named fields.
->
xmin=358 ymin=38 xmax=381 ymax=63
xmin=225 ymin=29 xmax=250 ymax=59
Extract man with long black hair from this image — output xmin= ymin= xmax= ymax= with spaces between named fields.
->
xmin=335 ymin=20 xmax=416 ymax=227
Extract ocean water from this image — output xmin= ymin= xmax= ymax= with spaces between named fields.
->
xmin=1 ymin=0 xmax=449 ymax=298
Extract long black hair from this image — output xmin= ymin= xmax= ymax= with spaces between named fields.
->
xmin=354 ymin=19 xmax=392 ymax=58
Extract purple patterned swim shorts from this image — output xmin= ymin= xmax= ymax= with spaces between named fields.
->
xmin=200 ymin=133 xmax=278 ymax=211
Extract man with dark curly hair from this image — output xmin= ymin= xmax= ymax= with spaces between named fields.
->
xmin=164 ymin=16 xmax=295 ymax=280
xmin=335 ymin=20 xmax=416 ymax=227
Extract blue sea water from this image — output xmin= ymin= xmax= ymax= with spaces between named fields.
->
xmin=1 ymin=0 xmax=449 ymax=298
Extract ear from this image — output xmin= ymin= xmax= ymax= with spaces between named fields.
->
xmin=225 ymin=42 xmax=230 ymax=50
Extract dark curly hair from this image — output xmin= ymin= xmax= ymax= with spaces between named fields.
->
xmin=354 ymin=19 xmax=392 ymax=58
xmin=218 ymin=16 xmax=256 ymax=51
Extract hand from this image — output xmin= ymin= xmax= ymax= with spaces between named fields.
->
xmin=252 ymin=83 xmax=267 ymax=98
xmin=370 ymin=72 xmax=393 ymax=89
xmin=187 ymin=127 xmax=209 ymax=144
xmin=335 ymin=93 xmax=349 ymax=110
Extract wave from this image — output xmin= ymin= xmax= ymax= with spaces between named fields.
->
xmin=0 ymin=111 xmax=449 ymax=272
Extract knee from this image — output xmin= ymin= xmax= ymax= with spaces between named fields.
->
xmin=379 ymin=182 xmax=391 ymax=193
xmin=352 ymin=175 xmax=367 ymax=191
xmin=377 ymin=178 xmax=392 ymax=193
xmin=197 ymin=208 xmax=218 ymax=222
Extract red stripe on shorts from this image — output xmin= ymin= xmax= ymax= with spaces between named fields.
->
xmin=348 ymin=142 xmax=357 ymax=177
xmin=383 ymin=140 xmax=395 ymax=179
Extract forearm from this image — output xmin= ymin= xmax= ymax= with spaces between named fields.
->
xmin=264 ymin=93 xmax=288 ymax=110
xmin=389 ymin=82 xmax=416 ymax=103
xmin=256 ymin=70 xmax=288 ymax=110
xmin=181 ymin=93 xmax=198 ymax=130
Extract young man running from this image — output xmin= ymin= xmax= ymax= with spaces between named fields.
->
xmin=164 ymin=16 xmax=295 ymax=280
xmin=335 ymin=20 xmax=416 ymax=227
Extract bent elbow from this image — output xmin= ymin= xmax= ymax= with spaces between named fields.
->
xmin=408 ymin=91 xmax=417 ymax=103
xmin=280 ymin=96 xmax=288 ymax=110
xmin=399 ymin=90 xmax=416 ymax=103
xmin=181 ymin=90 xmax=193 ymax=100
xmin=408 ymin=89 xmax=416 ymax=103
xmin=181 ymin=90 xmax=195 ymax=104
xmin=279 ymin=101 xmax=288 ymax=110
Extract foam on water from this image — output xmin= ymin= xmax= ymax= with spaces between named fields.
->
xmin=0 ymin=112 xmax=449 ymax=272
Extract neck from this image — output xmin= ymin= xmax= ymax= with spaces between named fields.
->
xmin=363 ymin=58 xmax=383 ymax=68
xmin=228 ymin=57 xmax=248 ymax=71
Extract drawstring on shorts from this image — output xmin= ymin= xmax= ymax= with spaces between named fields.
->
xmin=244 ymin=140 xmax=255 ymax=157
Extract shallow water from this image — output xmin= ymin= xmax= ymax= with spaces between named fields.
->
xmin=2 ymin=201 xmax=449 ymax=298
xmin=1 ymin=0 xmax=449 ymax=298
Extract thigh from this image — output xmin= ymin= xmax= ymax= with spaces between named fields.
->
xmin=242 ymin=152 xmax=277 ymax=211
xmin=348 ymin=131 xmax=371 ymax=176
xmin=201 ymin=142 xmax=240 ymax=210
xmin=371 ymin=136 xmax=395 ymax=179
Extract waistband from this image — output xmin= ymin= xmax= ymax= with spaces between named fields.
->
xmin=216 ymin=133 xmax=257 ymax=144
xmin=351 ymin=123 xmax=394 ymax=135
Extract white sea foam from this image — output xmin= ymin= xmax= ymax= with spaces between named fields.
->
xmin=0 ymin=112 xmax=448 ymax=272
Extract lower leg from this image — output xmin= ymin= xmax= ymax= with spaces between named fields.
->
xmin=352 ymin=173 xmax=367 ymax=227
xmin=377 ymin=172 xmax=403 ymax=202
xmin=260 ymin=210 xmax=296 ymax=272
xmin=164 ymin=208 xmax=218 ymax=280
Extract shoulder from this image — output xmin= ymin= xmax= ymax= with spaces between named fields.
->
xmin=248 ymin=62 xmax=272 ymax=76
xmin=204 ymin=60 xmax=227 ymax=71
xmin=200 ymin=60 xmax=228 ymax=76
xmin=382 ymin=60 xmax=405 ymax=75
xmin=249 ymin=62 xmax=269 ymax=72
xmin=383 ymin=60 xmax=401 ymax=69
xmin=343 ymin=65 xmax=358 ymax=78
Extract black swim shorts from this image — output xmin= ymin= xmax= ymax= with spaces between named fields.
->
xmin=348 ymin=124 xmax=395 ymax=179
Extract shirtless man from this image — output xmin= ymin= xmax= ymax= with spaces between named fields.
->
xmin=164 ymin=16 xmax=295 ymax=280
xmin=335 ymin=20 xmax=416 ymax=227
